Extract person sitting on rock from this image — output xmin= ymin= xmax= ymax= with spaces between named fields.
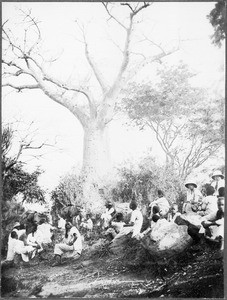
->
xmin=101 ymin=201 xmax=116 ymax=230
xmin=167 ymin=204 xmax=181 ymax=222
xmin=52 ymin=222 xmax=82 ymax=267
xmin=149 ymin=190 xmax=170 ymax=219
xmin=8 ymin=231 xmax=37 ymax=265
xmin=197 ymin=185 xmax=217 ymax=217
xmin=200 ymin=195 xmax=224 ymax=251
xmin=183 ymin=180 xmax=203 ymax=213
xmin=124 ymin=201 xmax=143 ymax=238
xmin=211 ymin=170 xmax=225 ymax=196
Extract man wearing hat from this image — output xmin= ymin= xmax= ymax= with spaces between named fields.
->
xmin=183 ymin=180 xmax=203 ymax=213
xmin=211 ymin=170 xmax=225 ymax=196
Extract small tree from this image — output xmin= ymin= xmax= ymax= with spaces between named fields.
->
xmin=1 ymin=125 xmax=46 ymax=255
xmin=122 ymin=63 xmax=224 ymax=180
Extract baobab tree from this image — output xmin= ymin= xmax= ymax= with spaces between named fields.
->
xmin=2 ymin=3 xmax=177 ymax=211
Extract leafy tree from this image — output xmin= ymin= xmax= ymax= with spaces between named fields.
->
xmin=122 ymin=63 xmax=224 ymax=180
xmin=1 ymin=125 xmax=46 ymax=255
xmin=2 ymin=125 xmax=46 ymax=203
xmin=207 ymin=0 xmax=226 ymax=47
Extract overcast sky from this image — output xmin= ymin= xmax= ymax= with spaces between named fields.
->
xmin=2 ymin=2 xmax=225 ymax=192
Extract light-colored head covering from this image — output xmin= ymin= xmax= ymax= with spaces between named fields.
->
xmin=212 ymin=170 xmax=224 ymax=180
xmin=185 ymin=180 xmax=197 ymax=189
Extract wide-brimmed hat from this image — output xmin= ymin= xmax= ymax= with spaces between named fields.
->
xmin=212 ymin=170 xmax=224 ymax=180
xmin=185 ymin=180 xmax=197 ymax=188
xmin=13 ymin=222 xmax=20 ymax=228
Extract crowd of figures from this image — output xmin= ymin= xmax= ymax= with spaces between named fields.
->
xmin=2 ymin=170 xmax=225 ymax=268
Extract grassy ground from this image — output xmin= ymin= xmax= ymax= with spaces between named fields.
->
xmin=1 ymin=231 xmax=224 ymax=298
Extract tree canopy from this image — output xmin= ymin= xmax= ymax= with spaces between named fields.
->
xmin=207 ymin=0 xmax=226 ymax=47
xmin=122 ymin=63 xmax=224 ymax=180
xmin=2 ymin=125 xmax=46 ymax=203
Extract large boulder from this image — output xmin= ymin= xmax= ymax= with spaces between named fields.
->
xmin=141 ymin=220 xmax=192 ymax=260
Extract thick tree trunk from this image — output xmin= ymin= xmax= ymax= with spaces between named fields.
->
xmin=80 ymin=122 xmax=111 ymax=212
xmin=82 ymin=123 xmax=110 ymax=180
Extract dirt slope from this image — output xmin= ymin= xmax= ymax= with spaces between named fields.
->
xmin=1 ymin=238 xmax=224 ymax=298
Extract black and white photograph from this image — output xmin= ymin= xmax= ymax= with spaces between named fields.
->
xmin=1 ymin=1 xmax=225 ymax=298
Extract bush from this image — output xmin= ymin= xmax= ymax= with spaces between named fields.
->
xmin=108 ymin=156 xmax=184 ymax=213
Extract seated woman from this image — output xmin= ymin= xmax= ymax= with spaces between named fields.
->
xmin=52 ymin=222 xmax=82 ymax=266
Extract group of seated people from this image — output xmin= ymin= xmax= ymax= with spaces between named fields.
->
xmin=5 ymin=218 xmax=54 ymax=266
xmin=4 ymin=170 xmax=224 ymax=267
xmin=100 ymin=170 xmax=225 ymax=252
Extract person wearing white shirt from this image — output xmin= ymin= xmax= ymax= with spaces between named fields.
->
xmin=200 ymin=197 xmax=224 ymax=251
xmin=37 ymin=219 xmax=54 ymax=244
xmin=128 ymin=201 xmax=143 ymax=237
xmin=6 ymin=222 xmax=26 ymax=261
xmin=27 ymin=224 xmax=44 ymax=258
xmin=149 ymin=190 xmax=170 ymax=218
xmin=211 ymin=170 xmax=225 ymax=196
xmin=197 ymin=185 xmax=217 ymax=216
xmin=52 ymin=222 xmax=82 ymax=266
xmin=101 ymin=201 xmax=116 ymax=229
xmin=7 ymin=231 xmax=36 ymax=263
xmin=183 ymin=180 xmax=203 ymax=213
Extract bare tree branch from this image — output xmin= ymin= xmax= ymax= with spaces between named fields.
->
xmin=102 ymin=2 xmax=127 ymax=30
xmin=19 ymin=8 xmax=42 ymax=55
xmin=2 ymin=83 xmax=40 ymax=91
